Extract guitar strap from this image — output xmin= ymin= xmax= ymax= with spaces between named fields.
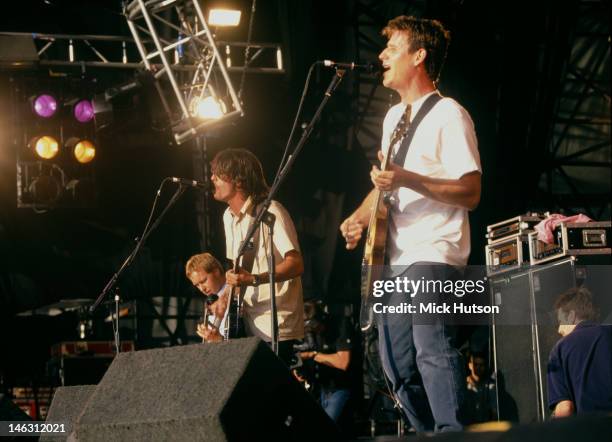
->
xmin=237 ymin=202 xmax=263 ymax=297
xmin=391 ymin=93 xmax=443 ymax=167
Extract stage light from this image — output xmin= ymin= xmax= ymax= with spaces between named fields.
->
xmin=73 ymin=140 xmax=96 ymax=164
xmin=17 ymin=77 xmax=100 ymax=209
xmin=73 ymin=99 xmax=94 ymax=123
xmin=190 ymin=95 xmax=226 ymax=120
xmin=66 ymin=137 xmax=96 ymax=164
xmin=33 ymin=94 xmax=58 ymax=118
xmin=30 ymin=135 xmax=59 ymax=159
xmin=208 ymin=9 xmax=241 ymax=27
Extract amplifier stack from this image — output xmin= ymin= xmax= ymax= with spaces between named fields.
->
xmin=484 ymin=212 xmax=611 ymax=424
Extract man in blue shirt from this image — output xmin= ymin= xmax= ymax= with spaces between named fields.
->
xmin=547 ymin=287 xmax=612 ymax=417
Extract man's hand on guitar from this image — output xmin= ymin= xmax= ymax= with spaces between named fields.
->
xmin=196 ymin=323 xmax=223 ymax=343
xmin=209 ymin=287 xmax=229 ymax=318
xmin=225 ymin=268 xmax=255 ymax=287
xmin=371 ymin=150 xmax=405 ymax=191
xmin=340 ymin=217 xmax=364 ymax=250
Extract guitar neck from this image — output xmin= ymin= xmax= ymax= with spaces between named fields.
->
xmin=368 ymin=148 xmax=392 ymax=224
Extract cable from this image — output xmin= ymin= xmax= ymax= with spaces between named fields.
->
xmin=272 ymin=61 xmax=319 ymax=185
xmin=126 ymin=177 xmax=171 ymax=263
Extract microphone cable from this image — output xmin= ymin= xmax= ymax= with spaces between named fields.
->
xmin=272 ymin=60 xmax=319 ymax=186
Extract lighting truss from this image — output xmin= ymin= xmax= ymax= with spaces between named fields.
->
xmin=124 ymin=0 xmax=244 ymax=145
xmin=0 ymin=31 xmax=284 ymax=73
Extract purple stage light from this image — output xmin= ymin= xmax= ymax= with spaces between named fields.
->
xmin=74 ymin=99 xmax=94 ymax=123
xmin=33 ymin=94 xmax=58 ymax=118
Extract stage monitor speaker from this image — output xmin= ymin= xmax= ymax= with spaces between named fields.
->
xmin=72 ymin=337 xmax=337 ymax=441
xmin=40 ymin=385 xmax=96 ymax=442
xmin=421 ymin=414 xmax=612 ymax=442
xmin=0 ymin=393 xmax=33 ymax=421
xmin=490 ymin=258 xmax=610 ymax=424
xmin=1 ymin=394 xmax=36 ymax=441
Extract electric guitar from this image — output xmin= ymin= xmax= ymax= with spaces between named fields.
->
xmin=226 ymin=263 xmax=248 ymax=339
xmin=225 ymin=205 xmax=263 ymax=339
xmin=198 ymin=293 xmax=225 ymax=342
xmin=360 ymin=151 xmax=393 ymax=332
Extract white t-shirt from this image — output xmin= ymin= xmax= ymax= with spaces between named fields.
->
xmin=381 ymin=91 xmax=481 ymax=267
xmin=223 ymin=198 xmax=304 ymax=341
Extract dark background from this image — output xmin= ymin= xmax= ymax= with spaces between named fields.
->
xmin=0 ymin=0 xmax=609 ymax=394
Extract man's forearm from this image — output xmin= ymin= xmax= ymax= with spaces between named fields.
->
xmin=302 ymin=350 xmax=350 ymax=371
xmin=254 ymin=250 xmax=303 ymax=283
xmin=399 ymin=169 xmax=481 ymax=210
xmin=315 ymin=350 xmax=350 ymax=371
xmin=351 ymin=188 xmax=377 ymax=225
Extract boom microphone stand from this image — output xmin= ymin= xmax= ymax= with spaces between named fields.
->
xmin=90 ymin=180 xmax=189 ymax=351
xmin=233 ymin=68 xmax=346 ymax=355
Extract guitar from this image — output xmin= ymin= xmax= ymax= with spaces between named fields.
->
xmin=198 ymin=293 xmax=225 ymax=342
xmin=225 ymin=263 xmax=247 ymax=339
xmin=225 ymin=204 xmax=264 ymax=339
xmin=360 ymin=151 xmax=393 ymax=332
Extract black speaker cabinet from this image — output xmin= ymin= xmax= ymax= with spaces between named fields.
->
xmin=0 ymin=394 xmax=35 ymax=441
xmin=0 ymin=394 xmax=33 ymax=421
xmin=490 ymin=257 xmax=612 ymax=424
xmin=41 ymin=385 xmax=96 ymax=442
xmin=61 ymin=337 xmax=337 ymax=441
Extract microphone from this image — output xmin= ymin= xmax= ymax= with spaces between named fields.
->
xmin=321 ymin=60 xmax=380 ymax=74
xmin=205 ymin=294 xmax=219 ymax=305
xmin=170 ymin=177 xmax=207 ymax=189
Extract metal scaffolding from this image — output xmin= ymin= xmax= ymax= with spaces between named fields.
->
xmin=125 ymin=0 xmax=243 ymax=145
xmin=535 ymin=0 xmax=611 ymax=218
xmin=0 ymin=32 xmax=283 ymax=74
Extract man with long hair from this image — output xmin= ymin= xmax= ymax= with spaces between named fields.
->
xmin=209 ymin=148 xmax=304 ymax=364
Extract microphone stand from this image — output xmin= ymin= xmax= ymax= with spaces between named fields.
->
xmin=113 ymin=288 xmax=121 ymax=355
xmin=261 ymin=211 xmax=278 ymax=354
xmin=90 ymin=183 xmax=189 ymax=345
xmin=232 ymin=68 xmax=346 ymax=355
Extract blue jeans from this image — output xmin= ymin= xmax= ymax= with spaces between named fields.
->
xmin=376 ymin=262 xmax=466 ymax=432
xmin=320 ymin=387 xmax=350 ymax=422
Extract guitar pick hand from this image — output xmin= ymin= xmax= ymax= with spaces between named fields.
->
xmin=196 ymin=323 xmax=223 ymax=343
xmin=226 ymin=268 xmax=256 ymax=287
xmin=340 ymin=217 xmax=364 ymax=250
xmin=209 ymin=286 xmax=230 ymax=318
xmin=371 ymin=150 xmax=405 ymax=191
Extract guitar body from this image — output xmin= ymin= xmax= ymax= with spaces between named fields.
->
xmin=226 ymin=285 xmax=246 ymax=339
xmin=360 ymin=190 xmax=389 ymax=331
